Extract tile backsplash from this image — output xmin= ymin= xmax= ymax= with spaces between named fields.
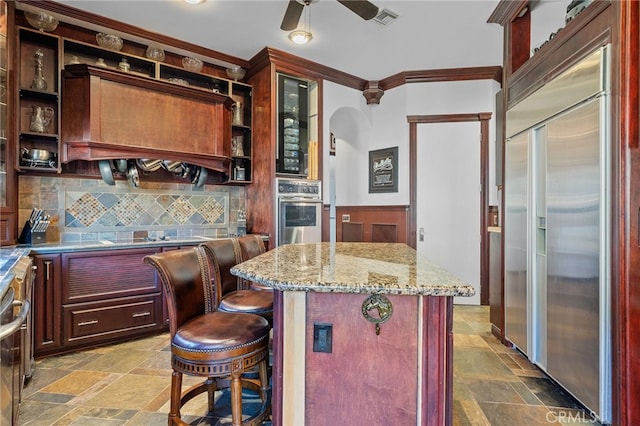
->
xmin=18 ymin=175 xmax=246 ymax=243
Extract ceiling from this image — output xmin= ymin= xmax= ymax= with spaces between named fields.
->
xmin=50 ymin=0 xmax=504 ymax=81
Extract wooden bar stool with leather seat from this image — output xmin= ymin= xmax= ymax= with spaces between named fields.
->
xmin=237 ymin=234 xmax=272 ymax=292
xmin=200 ymin=238 xmax=274 ymax=326
xmin=143 ymin=246 xmax=270 ymax=426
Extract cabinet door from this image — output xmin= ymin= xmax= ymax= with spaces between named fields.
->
xmin=0 ymin=0 xmax=16 ymax=245
xmin=32 ymin=254 xmax=63 ymax=355
xmin=277 ymin=73 xmax=309 ymax=177
xmin=61 ymin=248 xmax=160 ymax=304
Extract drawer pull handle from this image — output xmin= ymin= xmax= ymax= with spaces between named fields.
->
xmin=77 ymin=320 xmax=98 ymax=327
xmin=132 ymin=311 xmax=151 ymax=318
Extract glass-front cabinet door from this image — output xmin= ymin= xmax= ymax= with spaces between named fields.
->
xmin=0 ymin=0 xmax=15 ymax=245
xmin=277 ymin=73 xmax=309 ymax=177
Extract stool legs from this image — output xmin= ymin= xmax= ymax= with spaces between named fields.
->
xmin=205 ymin=378 xmax=216 ymax=412
xmin=231 ymin=373 xmax=243 ymax=426
xmin=169 ymin=371 xmax=183 ymax=425
xmin=259 ymin=359 xmax=269 ymax=403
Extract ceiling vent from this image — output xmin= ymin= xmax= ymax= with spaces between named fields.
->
xmin=373 ymin=8 xmax=399 ymax=26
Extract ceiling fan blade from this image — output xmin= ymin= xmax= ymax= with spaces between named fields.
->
xmin=337 ymin=0 xmax=379 ymax=21
xmin=280 ymin=0 xmax=305 ymax=31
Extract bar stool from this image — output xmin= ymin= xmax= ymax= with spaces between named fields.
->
xmin=237 ymin=234 xmax=272 ymax=292
xmin=200 ymin=239 xmax=274 ymax=326
xmin=143 ymin=246 xmax=270 ymax=426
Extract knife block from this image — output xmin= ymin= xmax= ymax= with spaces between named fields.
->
xmin=18 ymin=221 xmax=46 ymax=245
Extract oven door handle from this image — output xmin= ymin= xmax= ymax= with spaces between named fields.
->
xmin=279 ymin=197 xmax=322 ymax=203
xmin=0 ymin=300 xmax=31 ymax=340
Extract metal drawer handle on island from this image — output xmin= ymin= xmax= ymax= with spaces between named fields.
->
xmin=132 ymin=311 xmax=151 ymax=318
xmin=77 ymin=319 xmax=98 ymax=327
xmin=0 ymin=300 xmax=31 ymax=339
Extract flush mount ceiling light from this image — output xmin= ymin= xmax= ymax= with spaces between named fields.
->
xmin=184 ymin=0 xmax=205 ymax=4
xmin=288 ymin=0 xmax=313 ymax=44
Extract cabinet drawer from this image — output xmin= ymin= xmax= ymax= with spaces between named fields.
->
xmin=63 ymin=295 xmax=162 ymax=343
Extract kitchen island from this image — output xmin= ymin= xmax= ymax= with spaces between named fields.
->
xmin=230 ymin=242 xmax=474 ymax=426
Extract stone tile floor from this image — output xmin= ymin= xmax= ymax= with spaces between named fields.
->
xmin=19 ymin=305 xmax=599 ymax=425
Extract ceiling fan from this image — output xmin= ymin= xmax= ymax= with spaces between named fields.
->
xmin=280 ymin=0 xmax=379 ymax=31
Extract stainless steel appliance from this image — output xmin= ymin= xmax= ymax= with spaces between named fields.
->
xmin=276 ymin=178 xmax=322 ymax=246
xmin=504 ymin=46 xmax=611 ymax=423
xmin=1 ymin=286 xmax=30 ymax=425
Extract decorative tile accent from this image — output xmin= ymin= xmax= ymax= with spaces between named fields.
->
xmin=19 ymin=175 xmax=245 ymax=243
xmin=67 ymin=193 xmax=108 ymax=227
xmin=65 ymin=190 xmax=228 ymax=229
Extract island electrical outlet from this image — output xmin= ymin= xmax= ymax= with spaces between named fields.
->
xmin=313 ymin=323 xmax=332 ymax=353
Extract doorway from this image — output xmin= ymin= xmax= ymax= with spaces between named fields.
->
xmin=408 ymin=113 xmax=491 ymax=305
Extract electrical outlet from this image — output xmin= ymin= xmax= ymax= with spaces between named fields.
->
xmin=313 ymin=323 xmax=332 ymax=353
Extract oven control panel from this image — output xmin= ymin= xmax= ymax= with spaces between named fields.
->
xmin=276 ymin=178 xmax=321 ymax=199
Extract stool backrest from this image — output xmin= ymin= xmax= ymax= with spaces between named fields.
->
xmin=237 ymin=234 xmax=266 ymax=261
xmin=200 ymin=239 xmax=244 ymax=299
xmin=143 ymin=246 xmax=214 ymax=336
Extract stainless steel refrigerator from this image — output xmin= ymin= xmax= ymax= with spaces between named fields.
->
xmin=504 ymin=46 xmax=611 ymax=423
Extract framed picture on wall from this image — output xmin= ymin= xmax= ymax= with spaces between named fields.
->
xmin=369 ymin=146 xmax=398 ymax=193
xmin=330 ymin=132 xmax=336 ymax=156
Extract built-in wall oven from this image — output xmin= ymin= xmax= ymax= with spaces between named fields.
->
xmin=275 ymin=178 xmax=322 ymax=246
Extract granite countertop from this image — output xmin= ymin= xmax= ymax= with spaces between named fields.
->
xmin=16 ymin=234 xmax=269 ymax=255
xmin=0 ymin=235 xmax=262 ymax=299
xmin=231 ymin=242 xmax=475 ymax=297
xmin=19 ymin=236 xmax=217 ymax=254
xmin=0 ymin=247 xmax=32 ymax=301
xmin=0 ymin=236 xmax=219 ymax=298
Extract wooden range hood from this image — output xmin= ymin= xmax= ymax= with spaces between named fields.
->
xmin=61 ymin=64 xmax=234 ymax=173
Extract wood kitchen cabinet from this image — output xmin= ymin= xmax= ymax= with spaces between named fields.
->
xmin=32 ymin=247 xmax=166 ymax=358
xmin=229 ymin=82 xmax=253 ymax=183
xmin=17 ymin=27 xmax=60 ymax=173
xmin=32 ymin=254 xmax=63 ymax=356
xmin=60 ymin=64 xmax=233 ymax=174
xmin=246 ymin=50 xmax=322 ymax=239
xmin=488 ymin=228 xmax=503 ymax=342
xmin=12 ymin=6 xmax=253 ymax=183
xmin=60 ymin=248 xmax=163 ymax=350
xmin=0 ymin=0 xmax=16 ymax=245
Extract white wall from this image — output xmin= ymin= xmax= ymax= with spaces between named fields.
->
xmin=322 ymin=81 xmax=371 ymax=205
xmin=322 ymin=79 xmax=501 ymax=208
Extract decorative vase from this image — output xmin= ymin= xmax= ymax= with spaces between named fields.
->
xmin=30 ymin=49 xmax=47 ymax=91
xmin=232 ymin=102 xmax=243 ymax=125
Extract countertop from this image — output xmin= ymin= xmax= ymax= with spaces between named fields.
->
xmin=0 ymin=237 xmax=216 ymax=299
xmin=0 ymin=235 xmax=268 ymax=299
xmin=231 ymin=242 xmax=475 ymax=297
xmin=16 ymin=236 xmax=220 ymax=255
xmin=0 ymin=247 xmax=32 ymax=301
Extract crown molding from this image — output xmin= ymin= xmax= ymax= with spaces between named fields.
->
xmin=487 ymin=0 xmax=530 ymax=26
xmin=380 ymin=66 xmax=503 ymax=91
